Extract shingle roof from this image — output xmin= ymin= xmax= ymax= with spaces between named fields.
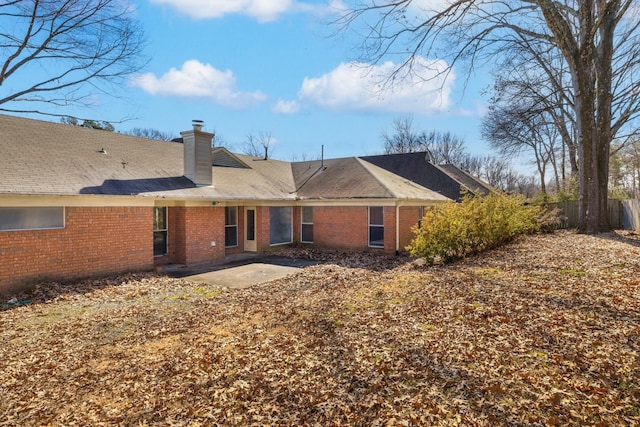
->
xmin=359 ymin=152 xmax=466 ymax=201
xmin=357 ymin=159 xmax=450 ymax=201
xmin=292 ymin=157 xmax=394 ymax=199
xmin=437 ymin=163 xmax=494 ymax=196
xmin=0 ymin=114 xmax=451 ymax=203
xmin=0 ymin=114 xmax=188 ymax=196
xmin=0 ymin=114 xmax=296 ymax=200
xmin=360 ymin=152 xmax=493 ymax=201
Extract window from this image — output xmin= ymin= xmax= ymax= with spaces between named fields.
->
xmin=225 ymin=207 xmax=238 ymax=247
xmin=301 ymin=206 xmax=313 ymax=243
xmin=270 ymin=207 xmax=292 ymax=245
xmin=0 ymin=207 xmax=64 ymax=231
xmin=368 ymin=206 xmax=384 ymax=248
xmin=418 ymin=206 xmax=425 ymax=228
xmin=153 ymin=207 xmax=168 ymax=257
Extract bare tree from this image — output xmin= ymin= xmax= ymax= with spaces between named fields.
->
xmin=0 ymin=0 xmax=146 ymax=118
xmin=488 ymin=49 xmax=578 ymax=186
xmin=243 ymin=130 xmax=274 ymax=159
xmin=379 ymin=117 xmax=539 ymax=194
xmin=610 ymin=138 xmax=640 ymax=198
xmin=125 ymin=128 xmax=175 ymax=141
xmin=381 ymin=117 xmax=468 ymax=164
xmin=381 ymin=117 xmax=425 ymax=154
xmin=482 ymin=100 xmax=561 ymax=195
xmin=337 ymin=1 xmax=640 ymax=233
xmin=61 ymin=116 xmax=114 ymax=131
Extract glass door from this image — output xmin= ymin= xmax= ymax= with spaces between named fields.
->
xmin=244 ymin=207 xmax=257 ymax=252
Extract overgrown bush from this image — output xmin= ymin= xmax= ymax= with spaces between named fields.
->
xmin=407 ymin=193 xmax=547 ymax=264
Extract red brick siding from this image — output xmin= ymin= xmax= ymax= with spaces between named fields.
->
xmin=310 ymin=206 xmax=396 ymax=252
xmin=383 ymin=206 xmax=396 ymax=253
xmin=292 ymin=206 xmax=302 ymax=243
xmin=398 ymin=206 xmax=421 ymax=251
xmin=256 ymin=206 xmax=272 ymax=253
xmin=0 ymin=206 xmax=153 ymax=294
xmin=181 ymin=206 xmax=225 ymax=264
xmin=153 ymin=206 xmax=227 ymax=265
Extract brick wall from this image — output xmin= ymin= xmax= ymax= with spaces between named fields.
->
xmin=153 ymin=206 xmax=227 ymax=265
xmin=0 ymin=206 xmax=153 ymax=294
xmin=383 ymin=206 xmax=396 ymax=253
xmin=398 ymin=206 xmax=421 ymax=251
xmin=184 ymin=206 xmax=226 ymax=263
xmin=292 ymin=206 xmax=302 ymax=243
xmin=311 ymin=205 xmax=397 ymax=252
xmin=256 ymin=206 xmax=272 ymax=253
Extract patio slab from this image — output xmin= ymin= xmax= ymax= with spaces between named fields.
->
xmin=162 ymin=255 xmax=322 ymax=289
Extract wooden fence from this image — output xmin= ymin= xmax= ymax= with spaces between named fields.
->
xmin=548 ymin=200 xmax=638 ymax=230
xmin=622 ymin=199 xmax=640 ymax=230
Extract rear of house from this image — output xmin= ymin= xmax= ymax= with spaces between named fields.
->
xmin=0 ymin=114 xmax=459 ymax=294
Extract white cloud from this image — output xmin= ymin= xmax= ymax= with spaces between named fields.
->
xmin=130 ymin=60 xmax=266 ymax=108
xmin=149 ymin=0 xmax=318 ymax=22
xmin=295 ymin=57 xmax=454 ymax=115
xmin=409 ymin=0 xmax=453 ymax=11
xmin=272 ymin=99 xmax=301 ymax=114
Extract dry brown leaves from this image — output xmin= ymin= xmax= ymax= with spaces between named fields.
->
xmin=1 ymin=230 xmax=639 ymax=426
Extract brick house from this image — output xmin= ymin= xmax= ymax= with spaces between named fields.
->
xmin=0 ymin=114 xmax=483 ymax=293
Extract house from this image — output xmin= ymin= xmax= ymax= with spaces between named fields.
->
xmin=0 ymin=114 xmax=480 ymax=294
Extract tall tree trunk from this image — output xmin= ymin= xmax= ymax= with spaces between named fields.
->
xmin=568 ymin=1 xmax=613 ymax=233
xmin=577 ymin=112 xmax=610 ymax=232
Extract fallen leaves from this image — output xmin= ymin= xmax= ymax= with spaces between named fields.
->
xmin=1 ymin=230 xmax=639 ymax=426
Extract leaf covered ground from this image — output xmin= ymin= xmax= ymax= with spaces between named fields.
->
xmin=1 ymin=231 xmax=639 ymax=426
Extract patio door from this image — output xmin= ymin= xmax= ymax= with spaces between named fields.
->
xmin=244 ymin=207 xmax=257 ymax=252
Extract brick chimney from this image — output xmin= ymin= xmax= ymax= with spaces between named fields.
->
xmin=181 ymin=120 xmax=214 ymax=186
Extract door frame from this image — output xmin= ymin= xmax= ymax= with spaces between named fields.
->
xmin=244 ymin=206 xmax=257 ymax=252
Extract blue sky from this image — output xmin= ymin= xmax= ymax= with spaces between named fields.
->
xmin=62 ymin=0 xmax=492 ymax=161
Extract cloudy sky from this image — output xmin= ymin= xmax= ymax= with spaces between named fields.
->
xmin=78 ymin=0 xmax=491 ymax=160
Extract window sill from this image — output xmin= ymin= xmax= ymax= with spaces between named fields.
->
xmin=269 ymin=241 xmax=293 ymax=247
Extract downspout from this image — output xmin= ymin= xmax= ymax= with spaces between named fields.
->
xmin=395 ymin=203 xmax=400 ymax=255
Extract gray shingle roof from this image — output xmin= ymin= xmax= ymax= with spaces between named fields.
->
xmin=0 ymin=114 xmax=188 ymax=196
xmin=0 ymin=114 xmax=451 ymax=203
xmin=360 ymin=152 xmax=493 ymax=201
xmin=437 ymin=163 xmax=494 ymax=196
xmin=291 ymin=157 xmax=449 ymax=201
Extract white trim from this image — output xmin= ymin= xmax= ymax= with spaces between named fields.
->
xmin=244 ymin=206 xmax=257 ymax=252
xmin=368 ymin=206 xmax=384 ymax=248
xmin=0 ymin=194 xmax=450 ymax=209
xmin=224 ymin=206 xmax=239 ymax=248
xmin=301 ymin=206 xmax=313 ymax=244
xmin=0 ymin=194 xmax=154 ymax=207
xmin=153 ymin=206 xmax=168 ymax=257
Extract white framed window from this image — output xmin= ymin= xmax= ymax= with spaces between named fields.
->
xmin=368 ymin=206 xmax=384 ymax=248
xmin=270 ymin=207 xmax=292 ymax=245
xmin=225 ymin=207 xmax=238 ymax=247
xmin=153 ymin=207 xmax=168 ymax=257
xmin=418 ymin=206 xmax=425 ymax=228
xmin=0 ymin=207 xmax=64 ymax=231
xmin=301 ymin=206 xmax=313 ymax=243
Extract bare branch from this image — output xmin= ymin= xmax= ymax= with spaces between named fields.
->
xmin=0 ymin=0 xmax=147 ymax=116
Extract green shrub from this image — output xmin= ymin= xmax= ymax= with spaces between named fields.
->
xmin=407 ymin=193 xmax=545 ymax=264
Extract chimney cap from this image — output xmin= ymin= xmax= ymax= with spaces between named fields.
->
xmin=192 ymin=119 xmax=204 ymax=131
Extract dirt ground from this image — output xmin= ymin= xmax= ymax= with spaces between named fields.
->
xmin=1 ymin=230 xmax=639 ymax=426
